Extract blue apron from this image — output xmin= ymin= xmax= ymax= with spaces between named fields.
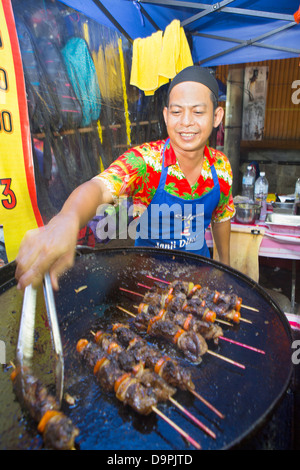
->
xmin=135 ymin=139 xmax=220 ymax=257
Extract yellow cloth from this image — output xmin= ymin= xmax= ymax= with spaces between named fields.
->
xmin=130 ymin=30 xmax=169 ymax=95
xmin=130 ymin=20 xmax=193 ymax=96
xmin=177 ymin=27 xmax=193 ymax=71
xmin=213 ymin=225 xmax=265 ymax=283
xmin=158 ymin=20 xmax=193 ymax=81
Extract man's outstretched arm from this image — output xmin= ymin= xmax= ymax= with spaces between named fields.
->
xmin=15 ymin=178 xmax=113 ymax=290
xmin=211 ymin=219 xmax=231 ymax=266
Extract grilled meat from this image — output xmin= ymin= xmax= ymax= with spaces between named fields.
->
xmin=137 ymin=303 xmax=223 ymax=344
xmin=92 ymin=330 xmax=177 ymax=401
xmin=77 ymin=339 xmax=171 ymax=415
xmin=144 ymin=280 xmax=241 ymax=323
xmin=12 ymin=369 xmax=58 ymax=422
xmin=112 ymin=324 xmax=195 ymax=391
xmin=11 ymin=367 xmax=79 ymax=450
xmin=147 ymin=318 xmax=208 ymax=363
xmin=42 ymin=412 xmax=79 ymax=450
xmin=139 ymin=369 xmax=176 ymax=401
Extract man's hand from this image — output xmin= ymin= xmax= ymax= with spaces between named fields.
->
xmin=15 ymin=178 xmax=114 ymax=291
xmin=15 ymin=213 xmax=79 ymax=291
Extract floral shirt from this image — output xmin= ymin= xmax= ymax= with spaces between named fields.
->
xmin=96 ymin=139 xmax=235 ymax=223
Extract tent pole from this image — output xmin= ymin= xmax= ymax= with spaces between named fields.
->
xmin=193 ymin=31 xmax=300 ymax=55
xmin=223 ymin=65 xmax=244 ymax=197
xmin=139 ymin=3 xmax=160 ymax=31
xmin=197 ymin=22 xmax=297 ymax=65
xmin=91 ymin=0 xmax=133 ymax=43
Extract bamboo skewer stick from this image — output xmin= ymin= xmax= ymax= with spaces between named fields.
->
xmin=117 ymin=305 xmax=136 ymax=317
xmin=239 ymin=305 xmax=259 ymax=312
xmin=152 ymin=406 xmax=201 ymax=450
xmin=206 ymin=350 xmax=245 ymax=369
xmin=145 ymin=275 xmax=258 ymax=313
xmin=218 ymin=336 xmax=265 ymax=355
xmin=116 ymin=305 xmax=246 ymax=370
xmin=238 ymin=317 xmax=252 ymax=324
xmin=120 ymin=287 xmax=144 ymax=297
xmin=188 ymin=389 xmax=224 ymax=419
xmin=168 ymin=397 xmax=216 ymax=439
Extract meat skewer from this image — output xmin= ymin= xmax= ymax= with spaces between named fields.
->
xmin=116 ymin=305 xmax=246 ymax=369
xmin=134 ymin=302 xmax=265 ymax=355
xmin=76 ymin=338 xmax=201 ymax=449
xmin=134 ymin=281 xmax=264 ymax=353
xmin=107 ymin=322 xmax=225 ymax=419
xmin=145 ymin=275 xmax=255 ymax=323
xmin=91 ymin=329 xmax=217 ymax=438
xmin=136 ymin=302 xmax=224 ymax=344
xmin=93 ymin=327 xmax=195 ymax=391
xmin=146 ymin=275 xmax=259 ymax=312
xmin=10 ymin=365 xmax=79 ymax=450
xmin=138 ymin=281 xmax=244 ymax=324
xmin=119 ymin=286 xmax=263 ymax=355
xmin=119 ymin=285 xmax=241 ymax=325
xmin=120 ymin=287 xmax=230 ymax=327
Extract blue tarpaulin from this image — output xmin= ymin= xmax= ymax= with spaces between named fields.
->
xmin=58 ymin=0 xmax=300 ymax=66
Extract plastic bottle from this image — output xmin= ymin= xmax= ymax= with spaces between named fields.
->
xmin=254 ymin=171 xmax=269 ymax=221
xmin=242 ymin=165 xmax=256 ymax=201
xmin=294 ymin=177 xmax=300 ymax=215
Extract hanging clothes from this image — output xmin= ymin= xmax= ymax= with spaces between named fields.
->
xmin=158 ymin=19 xmax=193 ymax=83
xmin=130 ymin=20 xmax=193 ymax=96
xmin=130 ymin=30 xmax=169 ymax=96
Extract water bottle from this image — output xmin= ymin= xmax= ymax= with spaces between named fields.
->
xmin=242 ymin=165 xmax=255 ymax=201
xmin=294 ymin=177 xmax=300 ymax=215
xmin=254 ymin=172 xmax=269 ymax=221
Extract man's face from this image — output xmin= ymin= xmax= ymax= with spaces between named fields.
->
xmin=163 ymin=81 xmax=223 ymax=157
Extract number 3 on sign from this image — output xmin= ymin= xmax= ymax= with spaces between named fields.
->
xmin=0 ymin=178 xmax=17 ymax=209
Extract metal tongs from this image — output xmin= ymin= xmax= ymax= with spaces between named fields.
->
xmin=16 ymin=272 xmax=64 ymax=406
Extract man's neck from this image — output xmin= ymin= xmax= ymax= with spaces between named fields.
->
xmin=174 ymin=147 xmax=206 ymax=187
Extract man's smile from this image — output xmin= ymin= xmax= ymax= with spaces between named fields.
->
xmin=179 ymin=131 xmax=198 ymax=138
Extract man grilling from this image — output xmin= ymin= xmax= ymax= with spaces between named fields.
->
xmin=15 ymin=66 xmax=235 ymax=290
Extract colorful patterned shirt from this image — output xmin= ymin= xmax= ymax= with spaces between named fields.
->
xmin=96 ymin=139 xmax=235 ymax=223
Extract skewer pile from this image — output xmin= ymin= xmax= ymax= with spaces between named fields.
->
xmin=118 ymin=277 xmax=263 ymax=369
xmin=76 ymin=332 xmax=205 ymax=449
xmin=75 ymin=278 xmax=258 ymax=449
xmin=122 ymin=277 xmax=253 ymax=325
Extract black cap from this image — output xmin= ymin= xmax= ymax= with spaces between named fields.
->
xmin=167 ymin=66 xmax=219 ymax=101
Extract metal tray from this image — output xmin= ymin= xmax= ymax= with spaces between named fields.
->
xmin=272 ymin=202 xmax=294 ymax=214
xmin=265 ymin=213 xmax=300 ymax=235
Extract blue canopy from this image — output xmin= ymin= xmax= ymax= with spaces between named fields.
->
xmin=58 ymin=0 xmax=300 ymax=66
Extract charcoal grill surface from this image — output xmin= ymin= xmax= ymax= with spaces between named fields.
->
xmin=0 ymin=247 xmax=294 ymax=450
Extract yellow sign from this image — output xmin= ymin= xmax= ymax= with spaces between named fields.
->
xmin=0 ymin=0 xmax=43 ymax=262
